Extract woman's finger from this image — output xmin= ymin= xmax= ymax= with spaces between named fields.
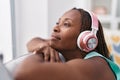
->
xmin=54 ymin=51 xmax=62 ymax=62
xmin=44 ymin=48 xmax=50 ymax=62
xmin=50 ymin=48 xmax=56 ymax=62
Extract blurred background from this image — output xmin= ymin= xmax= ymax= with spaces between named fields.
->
xmin=0 ymin=0 xmax=120 ymax=66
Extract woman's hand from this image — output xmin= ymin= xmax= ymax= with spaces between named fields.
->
xmin=26 ymin=37 xmax=62 ymax=62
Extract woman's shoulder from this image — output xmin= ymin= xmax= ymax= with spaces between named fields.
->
xmin=66 ymin=56 xmax=115 ymax=80
xmin=66 ymin=51 xmax=106 ymax=68
xmin=67 ymin=56 xmax=104 ymax=70
xmin=67 ymin=58 xmax=100 ymax=72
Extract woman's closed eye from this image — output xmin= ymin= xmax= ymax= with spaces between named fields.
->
xmin=56 ymin=21 xmax=71 ymax=27
xmin=63 ymin=22 xmax=71 ymax=27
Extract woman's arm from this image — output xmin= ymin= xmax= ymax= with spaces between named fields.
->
xmin=27 ymin=37 xmax=48 ymax=52
xmin=13 ymin=54 xmax=97 ymax=80
xmin=27 ymin=37 xmax=61 ymax=62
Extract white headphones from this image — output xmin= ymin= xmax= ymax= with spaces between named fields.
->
xmin=77 ymin=11 xmax=99 ymax=52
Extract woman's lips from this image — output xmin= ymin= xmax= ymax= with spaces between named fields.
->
xmin=51 ymin=34 xmax=61 ymax=40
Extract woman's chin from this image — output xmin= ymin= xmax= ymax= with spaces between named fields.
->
xmin=49 ymin=40 xmax=56 ymax=47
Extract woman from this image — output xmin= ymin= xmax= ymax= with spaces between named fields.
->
xmin=14 ymin=8 xmax=120 ymax=80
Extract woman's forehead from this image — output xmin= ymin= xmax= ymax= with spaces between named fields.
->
xmin=60 ymin=10 xmax=81 ymax=21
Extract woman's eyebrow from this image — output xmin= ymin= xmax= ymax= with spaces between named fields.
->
xmin=59 ymin=18 xmax=73 ymax=23
xmin=60 ymin=18 xmax=73 ymax=22
xmin=64 ymin=18 xmax=73 ymax=21
xmin=64 ymin=18 xmax=73 ymax=24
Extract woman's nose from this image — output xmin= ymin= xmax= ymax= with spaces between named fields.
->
xmin=53 ymin=26 xmax=60 ymax=32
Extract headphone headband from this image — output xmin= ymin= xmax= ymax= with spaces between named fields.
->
xmin=88 ymin=12 xmax=98 ymax=31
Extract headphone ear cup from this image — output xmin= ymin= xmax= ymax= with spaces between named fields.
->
xmin=77 ymin=31 xmax=98 ymax=52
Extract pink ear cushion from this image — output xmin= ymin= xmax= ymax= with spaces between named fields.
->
xmin=77 ymin=31 xmax=90 ymax=50
xmin=77 ymin=31 xmax=98 ymax=52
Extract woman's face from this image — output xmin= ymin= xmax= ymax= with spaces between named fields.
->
xmin=50 ymin=9 xmax=82 ymax=51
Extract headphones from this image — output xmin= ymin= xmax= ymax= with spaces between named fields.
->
xmin=77 ymin=11 xmax=99 ymax=52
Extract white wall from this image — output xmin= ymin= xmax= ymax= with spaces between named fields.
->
xmin=14 ymin=0 xmax=48 ymax=57
xmin=74 ymin=0 xmax=91 ymax=10
xmin=0 ymin=0 xmax=13 ymax=62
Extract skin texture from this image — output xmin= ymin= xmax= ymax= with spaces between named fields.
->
xmin=14 ymin=9 xmax=115 ymax=80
